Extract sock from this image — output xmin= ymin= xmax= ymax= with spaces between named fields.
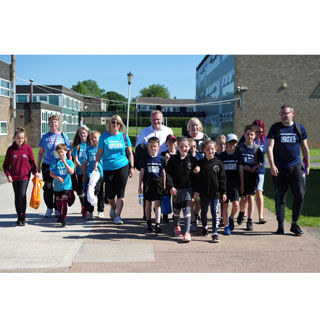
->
xmin=61 ymin=198 xmax=68 ymax=220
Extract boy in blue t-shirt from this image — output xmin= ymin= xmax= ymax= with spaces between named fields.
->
xmin=82 ymin=131 xmax=104 ymax=220
xmin=237 ymin=125 xmax=263 ymax=231
xmin=138 ymin=137 xmax=166 ymax=234
xmin=50 ymin=144 xmax=75 ymax=227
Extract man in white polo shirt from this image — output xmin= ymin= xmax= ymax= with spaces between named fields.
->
xmin=136 ymin=110 xmax=173 ymax=154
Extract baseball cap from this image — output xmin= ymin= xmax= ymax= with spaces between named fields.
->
xmin=226 ymin=133 xmax=238 ymax=143
xmin=166 ymin=134 xmax=177 ymax=142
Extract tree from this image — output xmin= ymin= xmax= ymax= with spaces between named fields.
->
xmin=72 ymin=80 xmax=105 ymax=98
xmin=103 ymin=91 xmax=127 ymax=111
xmin=139 ymin=84 xmax=170 ymax=99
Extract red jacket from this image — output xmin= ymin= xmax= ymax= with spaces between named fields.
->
xmin=2 ymin=142 xmax=37 ymax=181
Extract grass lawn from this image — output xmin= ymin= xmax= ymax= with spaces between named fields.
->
xmin=263 ymin=168 xmax=320 ymax=227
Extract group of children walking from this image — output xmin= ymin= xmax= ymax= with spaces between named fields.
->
xmin=3 ymin=123 xmax=264 ymax=243
xmin=138 ymin=124 xmax=264 ymax=243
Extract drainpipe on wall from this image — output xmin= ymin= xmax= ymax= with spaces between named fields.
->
xmin=29 ymin=79 xmax=34 ymax=121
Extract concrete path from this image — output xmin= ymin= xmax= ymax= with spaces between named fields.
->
xmin=0 ymin=170 xmax=320 ymax=273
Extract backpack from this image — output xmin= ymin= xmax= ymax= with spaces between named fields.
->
xmin=122 ymin=133 xmax=134 ymax=169
xmin=273 ymin=121 xmax=302 ymax=145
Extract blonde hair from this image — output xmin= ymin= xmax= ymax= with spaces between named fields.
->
xmin=187 ymin=117 xmax=203 ymax=132
xmin=48 ymin=115 xmax=59 ymax=122
xmin=215 ymin=135 xmax=226 ymax=143
xmin=107 ymin=115 xmax=126 ymax=132
xmin=13 ymin=127 xmax=27 ymax=144
xmin=202 ymin=139 xmax=216 ymax=149
xmin=89 ymin=131 xmax=101 ymax=146
xmin=150 ymin=110 xmax=163 ymax=118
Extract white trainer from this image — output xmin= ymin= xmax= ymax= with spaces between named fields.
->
xmin=114 ymin=216 xmax=123 ymax=225
xmin=98 ymin=211 xmax=104 ymax=218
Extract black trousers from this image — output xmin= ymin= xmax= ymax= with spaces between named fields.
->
xmin=12 ymin=180 xmax=29 ymax=218
xmin=274 ymin=163 xmax=306 ymax=226
xmin=42 ymin=163 xmax=54 ymax=209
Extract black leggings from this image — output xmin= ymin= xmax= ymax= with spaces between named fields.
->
xmin=104 ymin=164 xmax=129 ymax=199
xmin=84 ymin=178 xmax=105 ymax=213
xmin=12 ymin=180 xmax=29 ymax=218
xmin=42 ymin=163 xmax=54 ymax=209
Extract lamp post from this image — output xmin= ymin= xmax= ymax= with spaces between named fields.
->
xmin=126 ymin=72 xmax=133 ymax=135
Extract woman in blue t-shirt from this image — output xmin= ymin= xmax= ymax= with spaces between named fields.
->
xmin=72 ymin=125 xmax=90 ymax=217
xmin=94 ymin=115 xmax=134 ymax=225
xmin=37 ymin=115 xmax=71 ymax=218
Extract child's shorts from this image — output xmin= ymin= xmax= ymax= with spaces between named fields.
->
xmin=241 ymin=171 xmax=257 ymax=196
xmin=172 ymin=187 xmax=193 ymax=210
xmin=144 ymin=177 xmax=163 ymax=202
xmin=226 ymin=186 xmax=240 ymax=202
xmin=54 ymin=190 xmax=70 ymax=197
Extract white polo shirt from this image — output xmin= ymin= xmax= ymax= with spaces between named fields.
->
xmin=136 ymin=125 xmax=173 ymax=154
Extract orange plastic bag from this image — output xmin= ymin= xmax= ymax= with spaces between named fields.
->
xmin=30 ymin=176 xmax=44 ymax=209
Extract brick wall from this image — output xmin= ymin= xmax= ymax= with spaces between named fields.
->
xmin=0 ymin=96 xmax=14 ymax=155
xmin=234 ymin=55 xmax=320 ymax=148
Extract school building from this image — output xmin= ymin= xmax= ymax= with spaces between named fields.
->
xmin=196 ymin=55 xmax=320 ymax=148
xmin=0 ymin=59 xmax=15 ymax=155
xmin=15 ymin=85 xmax=84 ymax=147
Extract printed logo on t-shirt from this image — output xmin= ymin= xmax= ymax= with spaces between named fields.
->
xmin=22 ymin=154 xmax=28 ymax=158
xmin=147 ymin=163 xmax=161 ymax=174
xmin=187 ymin=162 xmax=192 ymax=170
xmin=224 ymin=162 xmax=237 ymax=170
xmin=108 ymin=140 xmax=123 ymax=149
xmin=213 ymin=165 xmax=220 ymax=172
xmin=280 ymin=133 xmax=297 ymax=143
xmin=13 ymin=154 xmax=17 ymax=158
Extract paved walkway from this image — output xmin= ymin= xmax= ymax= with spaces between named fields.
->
xmin=0 ymin=170 xmax=320 ymax=273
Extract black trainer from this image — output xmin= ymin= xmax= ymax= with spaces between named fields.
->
xmin=237 ymin=212 xmax=245 ymax=225
xmin=61 ymin=219 xmax=67 ymax=227
xmin=16 ymin=219 xmax=22 ymax=226
xmin=246 ymin=221 xmax=253 ymax=231
xmin=201 ymin=226 xmax=209 ymax=236
xmin=20 ymin=218 xmax=26 ymax=226
xmin=155 ymin=224 xmax=162 ymax=234
xmin=276 ymin=226 xmax=284 ymax=234
xmin=290 ymin=224 xmax=303 ymax=236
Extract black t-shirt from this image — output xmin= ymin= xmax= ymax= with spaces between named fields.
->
xmin=219 ymin=149 xmax=243 ymax=188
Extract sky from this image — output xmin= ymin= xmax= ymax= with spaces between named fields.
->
xmin=0 ymin=55 xmax=202 ymax=99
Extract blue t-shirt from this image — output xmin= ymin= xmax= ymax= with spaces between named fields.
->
xmin=85 ymin=145 xmax=103 ymax=178
xmin=267 ymin=122 xmax=307 ymax=168
xmin=238 ymin=142 xmax=264 ymax=168
xmin=39 ymin=132 xmax=71 ymax=165
xmin=140 ymin=153 xmax=166 ymax=179
xmin=98 ymin=132 xmax=132 ymax=171
xmin=72 ymin=142 xmax=88 ymax=175
xmin=254 ymin=137 xmax=268 ymax=174
xmin=50 ymin=159 xmax=74 ymax=192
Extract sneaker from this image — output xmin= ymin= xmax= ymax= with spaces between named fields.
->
xmin=163 ymin=215 xmax=169 ymax=223
xmin=201 ymin=226 xmax=209 ymax=237
xmin=110 ymin=209 xmax=117 ymax=219
xmin=98 ymin=211 xmax=104 ymax=218
xmin=55 ymin=210 xmax=60 ymax=217
xmin=146 ymin=225 xmax=153 ymax=232
xmin=155 ymin=225 xmax=162 ymax=234
xmin=45 ymin=208 xmax=53 ymax=218
xmin=114 ymin=216 xmax=123 ymax=225
xmin=228 ymin=217 xmax=235 ymax=231
xmin=246 ymin=220 xmax=253 ymax=231
xmin=212 ymin=233 xmax=220 ymax=243
xmin=224 ymin=225 xmax=231 ymax=235
xmin=174 ymin=226 xmax=182 ymax=237
xmin=290 ymin=223 xmax=304 ymax=236
xmin=276 ymin=226 xmax=284 ymax=234
xmin=61 ymin=219 xmax=67 ymax=227
xmin=218 ymin=219 xmax=224 ymax=228
xmin=184 ymin=232 xmax=191 ymax=242
xmin=86 ymin=212 xmax=93 ymax=220
xmin=191 ymin=222 xmax=198 ymax=232
xmin=20 ymin=218 xmax=26 ymax=226
xmin=16 ymin=219 xmax=22 ymax=226
xmin=237 ymin=212 xmax=245 ymax=225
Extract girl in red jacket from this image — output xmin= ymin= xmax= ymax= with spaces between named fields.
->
xmin=2 ymin=127 xmax=39 ymax=226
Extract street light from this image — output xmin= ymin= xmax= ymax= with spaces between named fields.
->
xmin=126 ymin=72 xmax=133 ymax=135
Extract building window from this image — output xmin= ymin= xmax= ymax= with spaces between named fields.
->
xmin=39 ymin=95 xmax=48 ymax=102
xmin=0 ymin=79 xmax=11 ymax=97
xmin=17 ymin=95 xmax=28 ymax=102
xmin=49 ymin=95 xmax=59 ymax=106
xmin=0 ymin=121 xmax=7 ymax=135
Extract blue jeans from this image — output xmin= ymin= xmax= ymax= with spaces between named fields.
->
xmin=200 ymin=197 xmax=219 ymax=234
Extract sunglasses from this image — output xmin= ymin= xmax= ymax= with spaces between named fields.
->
xmin=111 ymin=120 xmax=120 ymax=125
xmin=279 ymin=111 xmax=292 ymax=116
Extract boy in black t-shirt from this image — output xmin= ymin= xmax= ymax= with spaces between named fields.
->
xmin=237 ymin=125 xmax=263 ymax=231
xmin=138 ymin=137 xmax=166 ymax=233
xmin=219 ymin=134 xmax=244 ymax=235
